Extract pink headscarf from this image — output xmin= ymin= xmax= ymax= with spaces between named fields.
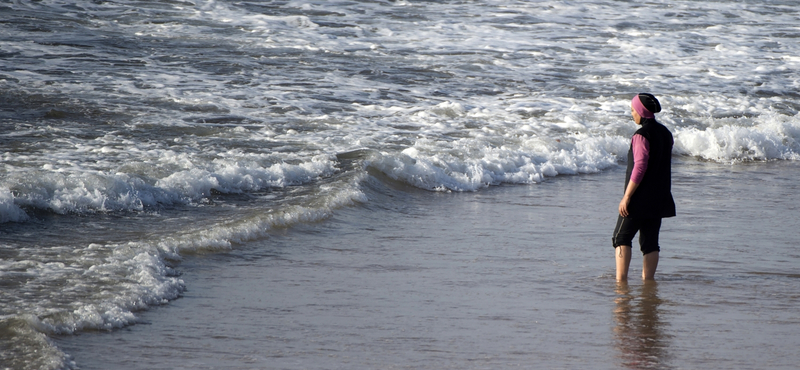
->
xmin=631 ymin=94 xmax=655 ymax=119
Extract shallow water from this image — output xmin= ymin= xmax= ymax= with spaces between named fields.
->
xmin=53 ymin=160 xmax=800 ymax=370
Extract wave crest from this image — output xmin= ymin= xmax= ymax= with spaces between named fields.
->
xmin=368 ymin=134 xmax=628 ymax=192
xmin=673 ymin=113 xmax=800 ymax=162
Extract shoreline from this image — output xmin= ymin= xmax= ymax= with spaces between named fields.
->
xmin=54 ymin=160 xmax=800 ymax=369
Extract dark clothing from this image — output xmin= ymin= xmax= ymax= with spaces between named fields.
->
xmin=624 ymin=119 xmax=676 ymax=219
xmin=612 ymin=118 xmax=675 ymax=255
xmin=612 ymin=215 xmax=661 ymax=255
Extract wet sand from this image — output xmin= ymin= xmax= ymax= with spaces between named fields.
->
xmin=54 ymin=160 xmax=800 ymax=369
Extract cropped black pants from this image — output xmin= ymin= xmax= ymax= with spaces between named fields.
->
xmin=612 ymin=216 xmax=662 ymax=255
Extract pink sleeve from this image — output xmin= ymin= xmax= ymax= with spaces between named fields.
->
xmin=630 ymin=134 xmax=649 ymax=184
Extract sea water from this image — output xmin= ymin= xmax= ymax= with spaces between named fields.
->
xmin=53 ymin=160 xmax=800 ymax=369
xmin=1 ymin=1 xmax=799 ymax=369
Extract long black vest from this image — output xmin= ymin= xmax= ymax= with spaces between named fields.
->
xmin=624 ymin=119 xmax=676 ymax=219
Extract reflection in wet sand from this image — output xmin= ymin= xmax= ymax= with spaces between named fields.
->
xmin=613 ymin=281 xmax=671 ymax=369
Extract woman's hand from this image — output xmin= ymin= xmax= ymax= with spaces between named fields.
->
xmin=619 ymin=181 xmax=639 ymax=217
xmin=619 ymin=196 xmax=630 ymax=217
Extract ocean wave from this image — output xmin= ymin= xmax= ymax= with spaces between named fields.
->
xmin=672 ymin=113 xmax=800 ymax=162
xmin=0 ymin=188 xmax=29 ymax=223
xmin=368 ymin=134 xmax=628 ymax=192
xmin=0 ymin=155 xmax=338 ymax=223
xmin=0 ymin=173 xmax=367 ymax=369
xmin=154 ymin=172 xmax=368 ymax=254
xmin=367 ymin=110 xmax=800 ymax=192
xmin=0 ymin=242 xmax=182 ymax=370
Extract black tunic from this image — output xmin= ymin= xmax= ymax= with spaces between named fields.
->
xmin=624 ymin=119 xmax=677 ymax=219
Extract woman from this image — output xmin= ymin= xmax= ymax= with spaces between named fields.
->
xmin=613 ymin=93 xmax=676 ymax=281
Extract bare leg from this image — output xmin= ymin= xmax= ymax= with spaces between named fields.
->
xmin=642 ymin=251 xmax=659 ymax=280
xmin=615 ymin=245 xmax=632 ymax=281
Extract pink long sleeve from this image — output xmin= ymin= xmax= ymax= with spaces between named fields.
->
xmin=630 ymin=134 xmax=649 ymax=184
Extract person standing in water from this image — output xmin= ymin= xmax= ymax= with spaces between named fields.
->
xmin=613 ymin=93 xmax=676 ymax=281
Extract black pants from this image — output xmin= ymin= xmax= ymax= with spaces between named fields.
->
xmin=612 ymin=216 xmax=662 ymax=255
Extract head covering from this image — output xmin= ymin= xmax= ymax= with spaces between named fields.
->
xmin=632 ymin=93 xmax=661 ymax=119
xmin=632 ymin=94 xmax=654 ymax=119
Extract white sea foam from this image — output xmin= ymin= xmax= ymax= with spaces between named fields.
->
xmin=1 ymin=0 xmax=798 ymax=216
xmin=153 ymin=172 xmax=368 ymax=254
xmin=13 ymin=249 xmax=182 ymax=335
xmin=673 ymin=113 xmax=800 ymax=162
xmin=369 ymin=132 xmax=628 ymax=192
xmin=0 ymin=188 xmax=29 ymax=223
xmin=1 ymin=153 xmax=338 ymax=219
xmin=0 ymin=241 xmax=182 ymax=370
xmin=0 ymin=172 xmax=366 ymax=369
